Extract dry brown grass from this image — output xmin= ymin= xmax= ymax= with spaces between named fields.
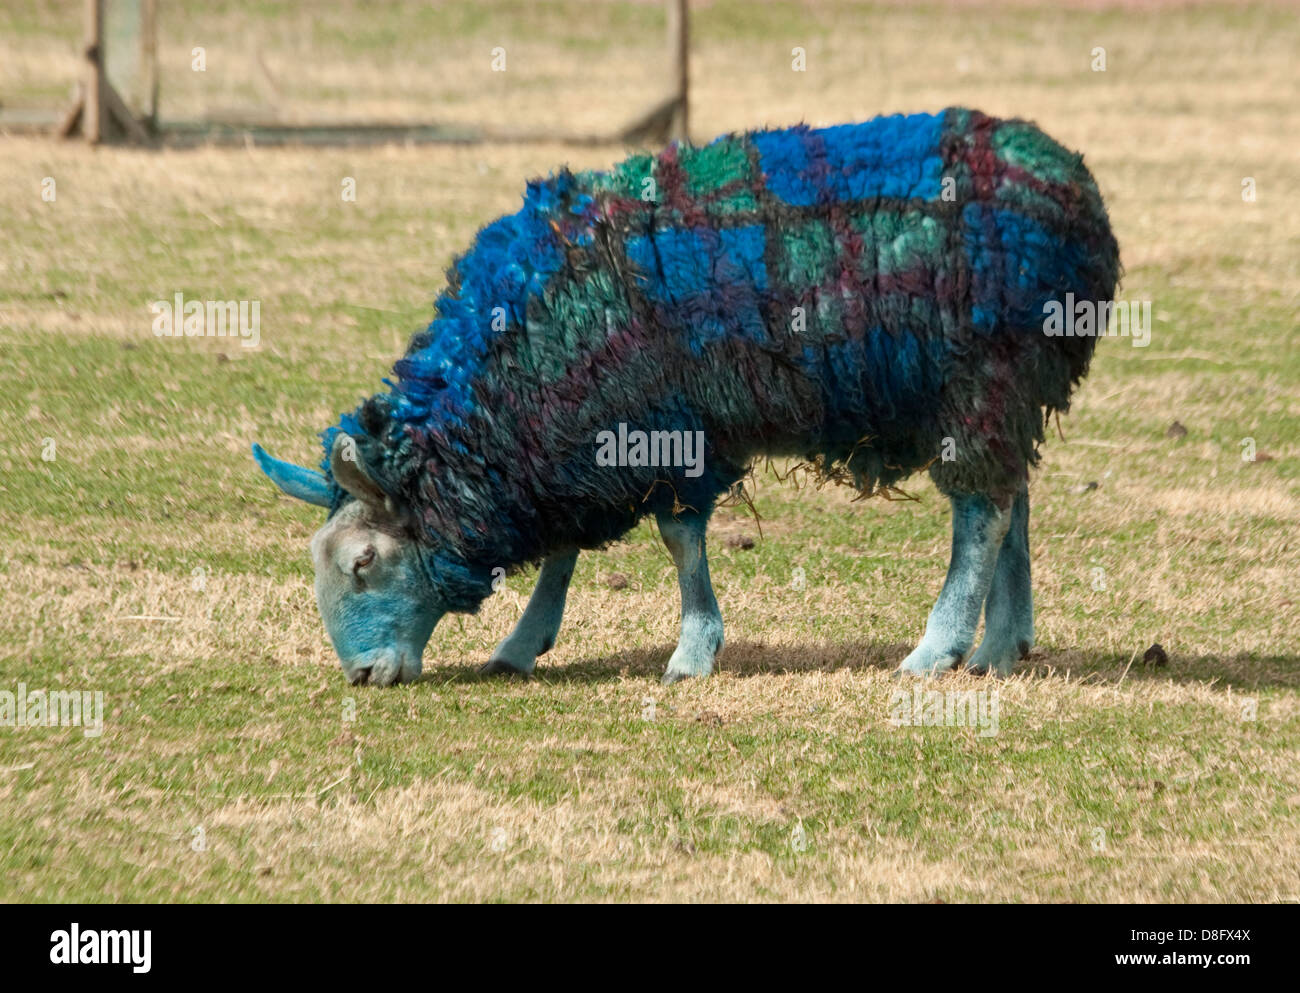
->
xmin=1 ymin=0 xmax=1297 ymax=902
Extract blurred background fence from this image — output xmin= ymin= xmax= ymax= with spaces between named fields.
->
xmin=1 ymin=0 xmax=1295 ymax=152
xmin=1 ymin=0 xmax=692 ymax=144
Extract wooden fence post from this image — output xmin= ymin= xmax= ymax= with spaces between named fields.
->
xmin=667 ymin=0 xmax=689 ymax=142
xmin=143 ymin=0 xmax=158 ymax=128
xmin=83 ymin=0 xmax=105 ymax=142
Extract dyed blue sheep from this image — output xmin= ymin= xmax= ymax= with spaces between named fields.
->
xmin=254 ymin=108 xmax=1120 ymax=686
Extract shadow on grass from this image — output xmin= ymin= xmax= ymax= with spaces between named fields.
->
xmin=425 ymin=640 xmax=1300 ymax=690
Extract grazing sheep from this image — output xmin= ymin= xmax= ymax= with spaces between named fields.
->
xmin=254 ymin=107 xmax=1120 ymax=686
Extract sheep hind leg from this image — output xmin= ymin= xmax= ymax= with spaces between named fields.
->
xmin=479 ymin=549 xmax=579 ymax=677
xmin=898 ymin=492 xmax=1012 ymax=677
xmin=658 ymin=507 xmax=724 ymax=684
xmin=967 ymin=485 xmax=1033 ymax=677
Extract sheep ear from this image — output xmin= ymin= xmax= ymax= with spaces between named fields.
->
xmin=330 ymin=434 xmax=393 ymax=514
xmin=251 ymin=443 xmax=332 ymax=508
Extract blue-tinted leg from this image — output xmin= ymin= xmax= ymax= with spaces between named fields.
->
xmin=967 ymin=486 xmax=1033 ymax=676
xmin=657 ymin=508 xmax=724 ymax=684
xmin=479 ymin=549 xmax=579 ymax=676
xmin=898 ymin=493 xmax=1012 ymax=677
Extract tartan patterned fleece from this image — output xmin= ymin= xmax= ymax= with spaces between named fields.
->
xmin=324 ymin=107 xmax=1120 ymax=612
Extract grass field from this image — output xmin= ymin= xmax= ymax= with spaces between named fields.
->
xmin=1 ymin=0 xmax=1298 ymax=902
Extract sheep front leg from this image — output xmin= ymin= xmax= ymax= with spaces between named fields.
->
xmin=479 ymin=549 xmax=579 ymax=677
xmin=657 ymin=508 xmax=725 ymax=684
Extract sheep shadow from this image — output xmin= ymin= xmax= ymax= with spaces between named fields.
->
xmin=427 ymin=640 xmax=1300 ymax=691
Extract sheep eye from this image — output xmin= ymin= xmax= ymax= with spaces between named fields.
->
xmin=352 ymin=546 xmax=376 ymax=575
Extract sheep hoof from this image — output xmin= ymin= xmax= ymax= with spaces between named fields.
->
xmin=662 ymin=669 xmax=697 ymax=685
xmin=478 ymin=658 xmax=532 ymax=679
xmin=965 ymin=638 xmax=1029 ymax=677
xmin=897 ymin=643 xmax=963 ymax=678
